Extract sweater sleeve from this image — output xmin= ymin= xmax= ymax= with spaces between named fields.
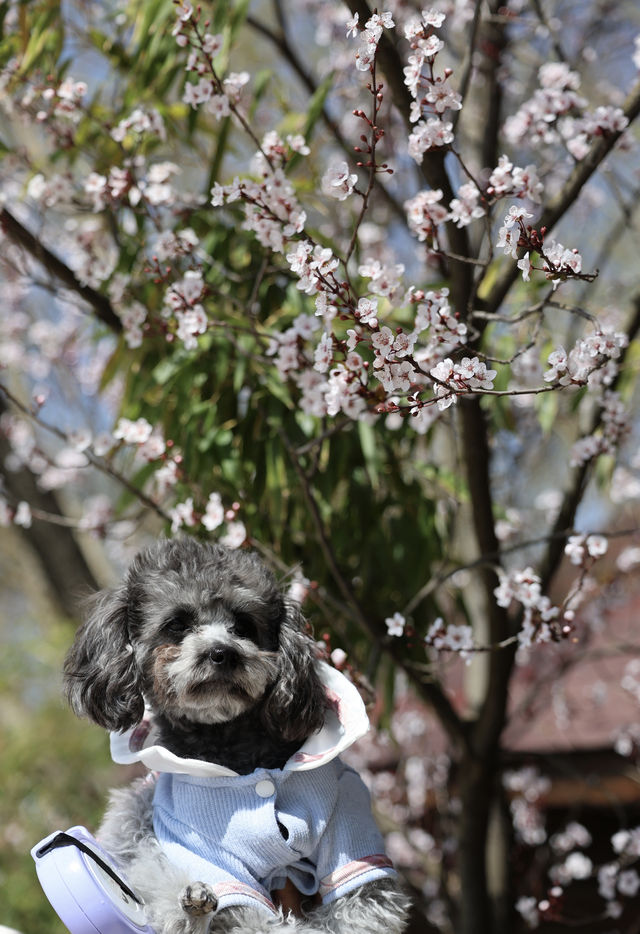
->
xmin=313 ymin=760 xmax=396 ymax=904
xmin=152 ymin=773 xmax=279 ymax=917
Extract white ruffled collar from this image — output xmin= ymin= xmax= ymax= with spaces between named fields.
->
xmin=110 ymin=662 xmax=369 ymax=777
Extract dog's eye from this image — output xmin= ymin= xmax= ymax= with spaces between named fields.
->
xmin=164 ymin=608 xmax=196 ymax=637
xmin=233 ymin=612 xmax=257 ymax=641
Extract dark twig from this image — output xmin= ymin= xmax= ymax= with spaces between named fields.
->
xmin=244 ymin=13 xmax=407 ymax=223
xmin=0 ymin=384 xmax=172 ymax=525
xmin=0 ymin=208 xmax=123 ymax=334
xmin=451 ymin=0 xmax=484 ymax=133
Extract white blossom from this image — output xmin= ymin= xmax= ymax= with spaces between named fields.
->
xmin=405 ymin=189 xmax=448 ymax=241
xmin=355 ymin=296 xmax=379 ymax=327
xmin=169 ymin=498 xmax=197 ymax=533
xmin=562 ymin=851 xmax=592 ymax=880
xmin=618 ymin=869 xmax=640 ymax=897
xmin=14 ymin=501 xmax=32 ymax=528
xmin=517 ymin=252 xmax=531 ymax=281
xmin=515 ymin=896 xmax=539 ymax=929
xmin=223 ymin=72 xmax=249 ymax=103
xmin=426 ymin=619 xmax=475 ymax=661
xmin=314 ymin=332 xmax=334 ymax=373
xmin=408 ymin=118 xmax=453 ymax=162
xmin=202 ymin=492 xmax=225 ymax=531
xmin=385 ymin=612 xmax=406 ymax=636
xmin=113 ymin=417 xmax=153 ymax=444
xmin=220 ymin=520 xmax=247 ymax=549
xmin=321 ymin=161 xmax=358 ymax=200
xmin=345 ymin=13 xmax=359 ymax=38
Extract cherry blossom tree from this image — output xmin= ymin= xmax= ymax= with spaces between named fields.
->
xmin=2 ymin=1 xmax=640 ymax=932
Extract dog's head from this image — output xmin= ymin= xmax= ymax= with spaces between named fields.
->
xmin=64 ymin=538 xmax=326 ymax=744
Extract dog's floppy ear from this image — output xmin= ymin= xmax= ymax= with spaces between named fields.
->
xmin=63 ymin=585 xmax=144 ymax=732
xmin=261 ymin=601 xmax=327 ymax=743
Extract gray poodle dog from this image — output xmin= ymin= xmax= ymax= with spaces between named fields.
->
xmin=63 ymin=538 xmax=410 ymax=934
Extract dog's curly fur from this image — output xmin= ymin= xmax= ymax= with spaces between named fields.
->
xmin=63 ymin=538 xmax=410 ymax=934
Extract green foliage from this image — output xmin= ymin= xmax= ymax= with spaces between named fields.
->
xmin=0 ymin=619 xmax=117 ymax=934
xmin=18 ymin=3 xmax=63 ymax=75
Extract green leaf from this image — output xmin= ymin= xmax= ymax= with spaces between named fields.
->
xmin=302 ymin=71 xmax=334 ymax=137
xmin=132 ymin=0 xmax=168 ymax=50
xmin=535 ymin=389 xmax=559 ymax=434
xmin=229 ymin=0 xmax=251 ymax=42
xmin=99 ymin=340 xmax=129 ymax=391
xmin=206 ymin=114 xmax=231 ymax=190
xmin=18 ymin=4 xmax=63 ymax=74
xmin=152 ymin=356 xmax=183 ymax=386
xmin=357 ymin=420 xmax=379 ymax=486
xmin=287 ymin=71 xmax=334 ymax=175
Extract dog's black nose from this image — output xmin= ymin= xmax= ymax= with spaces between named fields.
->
xmin=206 ymin=644 xmax=240 ymax=668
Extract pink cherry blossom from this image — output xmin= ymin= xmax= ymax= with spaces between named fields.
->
xmin=355 ymin=296 xmax=379 ymax=327
xmin=345 ymin=13 xmax=359 ymax=38
xmin=220 ymin=520 xmax=247 ymax=549
xmin=405 ymin=189 xmax=448 ymax=241
xmin=321 ymin=160 xmax=358 ymax=201
xmin=202 ymin=492 xmax=225 ymax=531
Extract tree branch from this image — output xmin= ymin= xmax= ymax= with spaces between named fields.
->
xmin=343 ymin=0 xmax=475 ymax=317
xmin=245 ymin=12 xmax=407 ymax=223
xmin=450 ymin=0 xmax=484 ymax=134
xmin=477 ymin=0 xmax=508 ymax=175
xmin=340 ymin=1 xmax=512 ymax=757
xmin=470 ymin=289 xmax=640 ymax=753
xmin=0 ymin=395 xmax=100 ymax=617
xmin=482 ymin=77 xmax=640 ymax=318
xmin=457 ymin=396 xmax=515 ymax=755
xmin=0 ymin=208 xmax=123 ymax=334
xmin=538 ymin=291 xmax=640 ymax=593
xmin=0 ymin=385 xmax=172 ymax=526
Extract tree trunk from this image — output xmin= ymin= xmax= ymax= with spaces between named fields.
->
xmin=0 ymin=400 xmax=99 ymax=618
xmin=456 ymin=742 xmax=515 ymax=934
xmin=457 ymin=753 xmax=494 ymax=934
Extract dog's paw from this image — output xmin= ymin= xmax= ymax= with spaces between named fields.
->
xmin=180 ymin=882 xmax=218 ymax=916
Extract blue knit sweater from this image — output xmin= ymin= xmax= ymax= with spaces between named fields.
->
xmin=152 ymin=756 xmax=394 ymax=915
